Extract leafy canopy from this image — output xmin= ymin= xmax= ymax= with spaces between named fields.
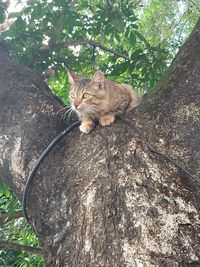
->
xmin=0 ymin=0 xmax=198 ymax=99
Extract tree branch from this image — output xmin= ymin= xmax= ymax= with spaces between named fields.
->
xmin=0 ymin=241 xmax=43 ymax=255
xmin=0 ymin=210 xmax=23 ymax=224
xmin=53 ymin=40 xmax=130 ymax=60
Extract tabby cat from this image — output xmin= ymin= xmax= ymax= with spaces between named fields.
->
xmin=68 ymin=70 xmax=141 ymax=134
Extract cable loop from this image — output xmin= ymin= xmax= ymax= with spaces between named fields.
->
xmin=23 ymin=117 xmax=200 ymax=223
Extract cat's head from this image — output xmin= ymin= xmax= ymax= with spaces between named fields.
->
xmin=68 ymin=70 xmax=107 ymax=117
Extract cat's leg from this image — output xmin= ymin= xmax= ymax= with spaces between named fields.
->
xmin=99 ymin=113 xmax=116 ymax=126
xmin=80 ymin=116 xmax=95 ymax=134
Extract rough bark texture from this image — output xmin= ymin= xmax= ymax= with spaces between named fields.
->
xmin=0 ymin=19 xmax=200 ymax=267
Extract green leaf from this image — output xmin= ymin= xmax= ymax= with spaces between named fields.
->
xmin=8 ymin=12 xmax=22 ymax=19
xmin=0 ymin=178 xmax=10 ymax=197
xmin=0 ymin=6 xmax=6 ymax=23
xmin=131 ymin=49 xmax=143 ymax=61
xmin=15 ymin=17 xmax=26 ymax=32
xmin=129 ymin=32 xmax=136 ymax=46
xmin=135 ymin=30 xmax=150 ymax=48
xmin=115 ymin=33 xmax=121 ymax=43
xmin=32 ymin=4 xmax=43 ymax=18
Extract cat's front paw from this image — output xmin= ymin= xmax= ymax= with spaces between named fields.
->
xmin=80 ymin=121 xmax=94 ymax=134
xmin=99 ymin=114 xmax=115 ymax=126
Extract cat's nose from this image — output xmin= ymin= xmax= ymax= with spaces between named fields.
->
xmin=74 ymin=100 xmax=81 ymax=109
xmin=74 ymin=103 xmax=79 ymax=109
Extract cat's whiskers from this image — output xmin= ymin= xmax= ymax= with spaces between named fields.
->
xmin=57 ymin=105 xmax=70 ymax=115
xmin=62 ymin=107 xmax=75 ymax=120
xmin=66 ymin=108 xmax=77 ymax=122
xmin=67 ymin=109 xmax=74 ymax=121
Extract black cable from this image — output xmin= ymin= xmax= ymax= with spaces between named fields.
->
xmin=23 ymin=116 xmax=199 ymax=223
xmin=22 ymin=120 xmax=81 ymax=223
xmin=118 ymin=115 xmax=200 ymax=185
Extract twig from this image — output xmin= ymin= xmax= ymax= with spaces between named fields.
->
xmin=0 ymin=241 xmax=43 ymax=255
xmin=54 ymin=40 xmax=130 ymax=60
xmin=0 ymin=210 xmax=23 ymax=224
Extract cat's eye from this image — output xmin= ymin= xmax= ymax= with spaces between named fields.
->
xmin=83 ymin=93 xmax=90 ymax=99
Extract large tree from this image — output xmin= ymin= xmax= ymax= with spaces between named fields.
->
xmin=0 ymin=13 xmax=200 ymax=267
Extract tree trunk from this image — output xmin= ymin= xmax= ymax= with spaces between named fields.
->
xmin=0 ymin=18 xmax=200 ymax=267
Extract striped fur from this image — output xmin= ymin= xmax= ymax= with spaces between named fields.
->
xmin=68 ymin=70 xmax=141 ymax=133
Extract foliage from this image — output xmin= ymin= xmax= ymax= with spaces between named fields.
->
xmin=0 ymin=0 xmax=198 ymax=97
xmin=0 ymin=0 xmax=199 ymax=266
xmin=0 ymin=179 xmax=44 ymax=266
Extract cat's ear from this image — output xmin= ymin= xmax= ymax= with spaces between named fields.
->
xmin=90 ymin=70 xmax=105 ymax=89
xmin=67 ymin=69 xmax=82 ymax=84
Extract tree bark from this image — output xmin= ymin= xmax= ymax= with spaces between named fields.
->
xmin=0 ymin=18 xmax=200 ymax=267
